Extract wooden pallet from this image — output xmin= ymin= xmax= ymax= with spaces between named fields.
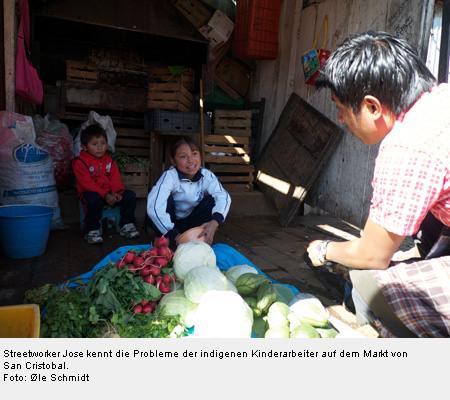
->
xmin=208 ymin=163 xmax=254 ymax=191
xmin=120 ymin=163 xmax=150 ymax=198
xmin=149 ymin=67 xmax=195 ymax=92
xmin=66 ymin=60 xmax=98 ymax=83
xmin=204 ymin=134 xmax=251 ymax=164
xmin=114 ymin=127 xmax=150 ymax=159
xmin=148 ymin=83 xmax=193 ymax=112
xmin=171 ymin=0 xmax=211 ymax=29
xmin=214 ymin=109 xmax=252 ymax=137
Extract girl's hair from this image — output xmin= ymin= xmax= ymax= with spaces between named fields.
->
xmin=80 ymin=124 xmax=108 ymax=146
xmin=315 ymin=31 xmax=436 ymax=116
xmin=170 ymin=135 xmax=201 ymax=158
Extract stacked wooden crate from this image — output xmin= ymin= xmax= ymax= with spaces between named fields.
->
xmin=66 ymin=60 xmax=98 ymax=84
xmin=147 ymin=82 xmax=193 ymax=113
xmin=148 ymin=67 xmax=195 ymax=92
xmin=148 ymin=67 xmax=195 ymax=113
xmin=171 ymin=0 xmax=212 ymax=29
xmin=205 ymin=110 xmax=254 ymax=191
xmin=114 ymin=126 xmax=151 ymax=198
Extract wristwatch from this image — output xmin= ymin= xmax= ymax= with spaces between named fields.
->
xmin=316 ymin=240 xmax=331 ymax=265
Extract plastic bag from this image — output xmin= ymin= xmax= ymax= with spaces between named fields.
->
xmin=73 ymin=110 xmax=117 ymax=156
xmin=33 ymin=114 xmax=74 ymax=190
xmin=0 ymin=111 xmax=66 ymax=230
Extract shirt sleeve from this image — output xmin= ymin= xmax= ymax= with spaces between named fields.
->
xmin=369 ymin=145 xmax=444 ymax=236
xmin=147 ymin=171 xmax=177 ymax=236
xmin=203 ymin=169 xmax=231 ymax=223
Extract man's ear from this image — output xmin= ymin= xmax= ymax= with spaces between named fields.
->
xmin=363 ymin=95 xmax=383 ymax=119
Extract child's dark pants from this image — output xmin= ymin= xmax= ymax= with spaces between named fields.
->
xmin=80 ymin=190 xmax=136 ymax=233
xmin=147 ymin=195 xmax=215 ymax=238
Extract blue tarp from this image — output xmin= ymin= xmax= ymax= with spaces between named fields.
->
xmin=63 ymin=243 xmax=300 ymax=296
xmin=55 ymin=243 xmax=300 ymax=337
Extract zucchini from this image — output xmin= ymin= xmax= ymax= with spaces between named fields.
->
xmin=266 ymin=302 xmax=291 ymax=329
xmin=289 ymin=297 xmax=329 ymax=328
xmin=252 ymin=317 xmax=268 ymax=338
xmin=265 ymin=325 xmax=290 ymax=338
xmin=236 ymin=273 xmax=269 ymax=296
xmin=290 ymin=322 xmax=321 ymax=338
xmin=316 ymin=325 xmax=339 ymax=338
xmin=256 ymin=281 xmax=277 ymax=313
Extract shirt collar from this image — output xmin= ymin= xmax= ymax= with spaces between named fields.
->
xmin=172 ymin=166 xmax=204 ymax=182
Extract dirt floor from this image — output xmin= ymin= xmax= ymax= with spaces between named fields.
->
xmin=1 ymin=212 xmax=414 ymax=337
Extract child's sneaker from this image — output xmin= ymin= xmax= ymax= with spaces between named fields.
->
xmin=85 ymin=229 xmax=103 ymax=244
xmin=120 ymin=223 xmax=140 ymax=239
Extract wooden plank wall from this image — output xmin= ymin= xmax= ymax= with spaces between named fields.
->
xmin=250 ymin=0 xmax=435 ymax=227
xmin=3 ymin=0 xmax=16 ymax=112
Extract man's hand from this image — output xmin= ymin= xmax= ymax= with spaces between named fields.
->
xmin=198 ymin=220 xmax=219 ymax=245
xmin=307 ymin=240 xmax=326 ymax=267
xmin=306 ymin=218 xmax=406 ymax=270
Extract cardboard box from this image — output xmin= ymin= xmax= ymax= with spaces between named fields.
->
xmin=215 ymin=56 xmax=251 ymax=98
xmin=199 ymin=10 xmax=235 ymax=53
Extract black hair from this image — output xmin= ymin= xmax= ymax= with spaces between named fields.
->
xmin=80 ymin=124 xmax=108 ymax=146
xmin=170 ymin=135 xmax=201 ymax=158
xmin=315 ymin=31 xmax=437 ymax=116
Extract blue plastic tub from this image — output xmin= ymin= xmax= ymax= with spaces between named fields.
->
xmin=0 ymin=205 xmax=55 ymax=259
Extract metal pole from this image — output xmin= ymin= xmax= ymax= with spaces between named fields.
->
xmin=438 ymin=0 xmax=450 ymax=83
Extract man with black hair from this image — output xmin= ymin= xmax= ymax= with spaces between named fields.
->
xmin=306 ymin=31 xmax=450 ymax=337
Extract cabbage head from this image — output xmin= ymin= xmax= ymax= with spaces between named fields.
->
xmin=184 ymin=266 xmax=228 ymax=303
xmin=173 ymin=241 xmax=217 ymax=281
xmin=225 ymin=264 xmax=258 ymax=285
xmin=158 ymin=290 xmax=198 ymax=328
xmin=194 ymin=291 xmax=254 ymax=338
xmin=227 ymin=279 xmax=238 ymax=293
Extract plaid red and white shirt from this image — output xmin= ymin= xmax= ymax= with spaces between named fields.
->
xmin=368 ymin=84 xmax=450 ymax=337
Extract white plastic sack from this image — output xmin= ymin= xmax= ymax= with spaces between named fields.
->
xmin=0 ymin=111 xmax=65 ymax=229
xmin=33 ymin=114 xmax=73 ymax=189
xmin=73 ymin=110 xmax=117 ymax=156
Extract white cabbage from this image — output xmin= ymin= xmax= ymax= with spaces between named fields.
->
xmin=173 ymin=241 xmax=217 ymax=282
xmin=183 ymin=266 xmax=228 ymax=303
xmin=158 ymin=290 xmax=198 ymax=328
xmin=194 ymin=291 xmax=254 ymax=338
xmin=227 ymin=279 xmax=238 ymax=293
xmin=225 ymin=264 xmax=259 ymax=285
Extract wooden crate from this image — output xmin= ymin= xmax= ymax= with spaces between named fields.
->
xmin=204 ymin=134 xmax=251 ymax=164
xmin=171 ymin=0 xmax=211 ymax=29
xmin=149 ymin=67 xmax=195 ymax=92
xmin=208 ymin=163 xmax=254 ymax=191
xmin=120 ymin=163 xmax=150 ymax=198
xmin=148 ymin=83 xmax=193 ymax=112
xmin=114 ymin=127 xmax=150 ymax=159
xmin=214 ymin=109 xmax=252 ymax=137
xmin=66 ymin=60 xmax=98 ymax=84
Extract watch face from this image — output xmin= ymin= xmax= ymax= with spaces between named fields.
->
xmin=317 ymin=240 xmax=329 ymax=263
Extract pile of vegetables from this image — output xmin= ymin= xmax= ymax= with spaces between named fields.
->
xmin=25 ymin=237 xmax=185 ymax=338
xmin=26 ymin=239 xmax=339 ymax=338
xmin=157 ymin=241 xmax=340 ymax=338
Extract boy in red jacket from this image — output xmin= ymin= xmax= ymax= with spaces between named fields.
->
xmin=72 ymin=124 xmax=140 ymax=244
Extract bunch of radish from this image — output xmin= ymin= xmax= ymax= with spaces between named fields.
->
xmin=115 ymin=236 xmax=176 ymax=314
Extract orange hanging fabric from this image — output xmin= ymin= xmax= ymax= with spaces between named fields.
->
xmin=301 ymin=16 xmax=330 ymax=86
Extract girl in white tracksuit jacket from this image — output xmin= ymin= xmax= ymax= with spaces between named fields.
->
xmin=147 ymin=136 xmax=231 ymax=245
